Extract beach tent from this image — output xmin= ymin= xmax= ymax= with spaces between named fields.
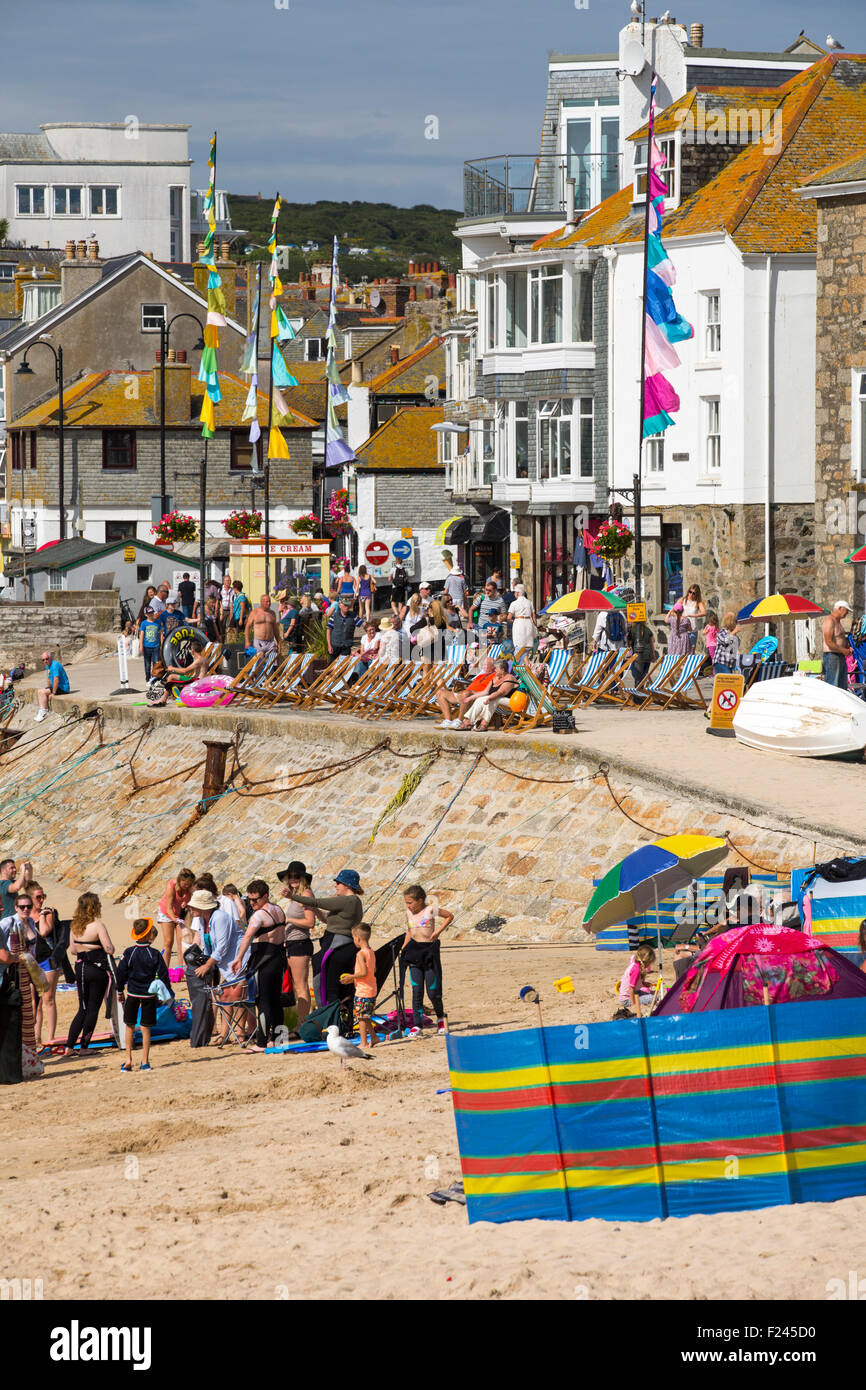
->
xmin=654 ymin=924 xmax=866 ymax=1015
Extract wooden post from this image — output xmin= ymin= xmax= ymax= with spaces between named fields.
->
xmin=201 ymin=739 xmax=232 ymax=809
xmin=0 ymin=729 xmax=24 ymax=756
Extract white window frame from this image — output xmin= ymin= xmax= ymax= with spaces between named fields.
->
xmin=537 ymin=398 xmax=573 ymax=480
xmin=570 ymin=267 xmax=593 ymax=344
xmin=0 ymin=369 xmax=6 ymax=425
xmin=703 ymin=291 xmax=721 ymax=357
xmin=52 ymin=185 xmax=83 ymax=217
xmin=486 ymin=275 xmax=498 ymax=351
xmin=141 ymin=303 xmax=166 ymax=332
xmin=645 ymin=433 xmax=665 ymax=475
xmin=89 ymin=185 xmax=121 ymax=217
xmin=304 ymin=337 xmax=326 ymax=362
xmin=561 ymin=99 xmax=621 ymax=212
xmin=529 ymin=265 xmax=564 ymax=345
xmin=22 ymin=283 xmax=61 ymax=324
xmin=511 ymin=399 xmax=529 ymax=481
xmin=47 ymin=569 xmax=64 ymax=592
xmin=457 ymin=271 xmax=477 ymax=313
xmin=16 ymin=185 xmax=47 ymax=217
xmin=633 ymin=135 xmax=679 ymax=206
xmin=854 ymin=369 xmax=866 ymax=482
xmin=703 ymin=397 xmax=721 ymax=473
xmin=0 ymin=263 xmax=14 ymax=282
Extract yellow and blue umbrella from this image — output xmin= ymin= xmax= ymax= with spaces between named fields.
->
xmin=736 ymin=593 xmax=825 ymax=623
xmin=583 ymin=834 xmax=728 ymax=936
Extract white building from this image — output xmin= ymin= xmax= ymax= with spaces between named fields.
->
xmin=0 ymin=123 xmax=191 ymax=261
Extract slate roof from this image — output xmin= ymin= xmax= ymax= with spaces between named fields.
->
xmin=537 ymin=55 xmax=866 ymax=256
xmin=367 ymin=337 xmax=444 ymax=395
xmin=802 ymin=146 xmax=866 ymax=187
xmin=354 ymin=406 xmax=444 ymax=471
xmin=0 ymin=132 xmax=57 ymax=161
xmin=10 ymin=370 xmax=317 ymax=430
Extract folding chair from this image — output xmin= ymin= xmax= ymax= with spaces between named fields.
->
xmin=259 ymin=653 xmax=313 ymax=705
xmin=205 ymin=973 xmax=256 ymax=1047
xmin=288 ymin=654 xmax=356 ymax=708
xmin=560 ymin=649 xmax=618 ymax=705
xmin=630 ymin=653 xmax=686 ymax=707
xmin=653 ymin=652 xmax=707 ymax=710
xmin=228 ymin=651 xmax=282 ymax=704
xmin=580 ymin=649 xmax=638 ymax=707
xmin=747 ymin=658 xmax=791 ymax=688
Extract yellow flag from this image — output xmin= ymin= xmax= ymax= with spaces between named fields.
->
xmin=267 ymin=427 xmax=290 ymax=460
xmin=200 ymin=394 xmax=215 ymax=432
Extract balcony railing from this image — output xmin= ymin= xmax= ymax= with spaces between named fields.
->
xmin=463 ymin=153 xmax=622 ymax=219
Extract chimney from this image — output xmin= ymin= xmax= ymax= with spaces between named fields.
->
xmin=408 ymin=260 xmax=415 ymax=276
xmin=565 ymin=177 xmax=576 ymax=233
xmin=409 ymin=284 xmax=417 ymax=302
xmin=689 ymin=21 xmax=703 ymax=46
xmin=389 ymin=346 xmax=400 ymax=365
xmin=193 ymin=243 xmax=208 ymax=299
xmin=60 ymin=239 xmax=104 ymax=302
xmin=216 ymin=245 xmax=237 ymax=319
xmin=153 ymin=351 xmax=192 ymax=425
xmin=351 ymin=360 xmax=362 ymax=385
xmin=448 ymin=273 xmax=456 ymax=290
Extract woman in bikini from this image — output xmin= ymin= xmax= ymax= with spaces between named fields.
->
xmin=158 ymin=868 xmax=195 ymax=972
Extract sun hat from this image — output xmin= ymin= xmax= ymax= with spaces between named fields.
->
xmin=419 ymin=581 xmax=431 ymax=590
xmin=378 ymin=618 xmax=393 ymax=630
xmin=334 ymin=868 xmax=363 ymax=892
xmin=277 ymin=860 xmax=309 ymax=882
xmin=131 ymin=918 xmax=155 ymax=942
xmin=188 ymin=889 xmax=219 ymax=912
xmin=833 ymin=599 xmax=852 ymax=612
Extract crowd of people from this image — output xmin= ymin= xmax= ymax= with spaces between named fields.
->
xmin=0 ymin=853 xmax=453 ymax=1080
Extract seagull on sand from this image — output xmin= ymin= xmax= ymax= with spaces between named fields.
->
xmin=326 ymin=1025 xmax=372 ymax=1068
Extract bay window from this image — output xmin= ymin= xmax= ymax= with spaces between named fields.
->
xmin=537 ymin=398 xmax=593 ymax=481
xmin=486 ymin=275 xmax=498 ymax=350
xmin=504 ymin=270 xmax=527 ymax=348
xmin=530 ymin=266 xmax=563 ymax=344
xmin=514 ymin=400 xmax=529 ymax=479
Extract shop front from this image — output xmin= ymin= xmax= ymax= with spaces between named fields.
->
xmin=437 ymin=508 xmax=510 ymax=591
xmin=229 ymin=538 xmax=332 ymax=599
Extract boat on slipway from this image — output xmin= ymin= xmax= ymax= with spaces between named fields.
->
xmin=732 ymin=673 xmax=866 ymax=759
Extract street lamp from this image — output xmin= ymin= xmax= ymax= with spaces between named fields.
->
xmin=17 ymin=339 xmax=66 ymax=540
xmin=157 ymin=313 xmax=205 ymax=517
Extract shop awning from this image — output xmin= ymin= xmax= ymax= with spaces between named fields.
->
xmin=435 ymin=514 xmax=469 ymax=545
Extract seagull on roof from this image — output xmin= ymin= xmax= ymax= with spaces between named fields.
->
xmin=630 ymin=0 xmax=641 ymax=16
xmin=326 ymin=1025 xmax=372 ymax=1068
xmin=826 ymin=33 xmax=844 ymax=49
xmin=660 ymin=9 xmax=671 ymax=19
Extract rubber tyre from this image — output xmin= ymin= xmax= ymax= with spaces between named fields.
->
xmin=162 ymin=624 xmax=208 ymax=669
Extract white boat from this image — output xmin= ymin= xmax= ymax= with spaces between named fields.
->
xmin=732 ymin=674 xmax=866 ymax=759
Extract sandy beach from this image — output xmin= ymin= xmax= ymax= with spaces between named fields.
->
xmin=5 ymin=882 xmax=866 ymax=1301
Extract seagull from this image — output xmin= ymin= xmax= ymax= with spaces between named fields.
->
xmin=660 ymin=9 xmax=671 ymax=20
xmin=630 ymin=0 xmax=641 ymax=16
xmin=826 ymin=33 xmax=844 ymax=49
xmin=326 ymin=1025 xmax=372 ymax=1068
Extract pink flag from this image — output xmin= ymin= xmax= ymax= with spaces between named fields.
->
xmin=644 ymin=314 xmax=681 ymax=374
xmin=644 ymin=372 xmax=680 ymax=418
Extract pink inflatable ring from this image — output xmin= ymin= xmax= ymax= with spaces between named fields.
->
xmin=179 ymin=675 xmax=235 ymax=708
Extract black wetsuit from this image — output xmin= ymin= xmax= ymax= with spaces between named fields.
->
xmin=401 ymin=939 xmax=444 ymax=1023
xmin=66 ymin=946 xmax=117 ymax=1050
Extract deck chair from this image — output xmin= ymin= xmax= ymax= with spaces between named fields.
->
xmin=228 ymin=651 xmax=283 ymax=704
xmin=560 ymin=649 xmax=618 ymax=705
xmin=202 ymin=642 xmax=225 ymax=675
xmin=630 ymin=653 xmax=686 ymax=707
xmin=289 ymin=654 xmax=356 ymax=708
xmin=381 ymin=661 xmax=436 ymax=719
xmin=748 ymin=659 xmax=791 ymax=686
xmin=259 ymin=653 xmax=313 ymax=705
xmin=656 ymin=652 xmax=707 ymax=709
xmin=500 ymin=666 xmax=567 ymax=733
xmin=581 ymin=649 xmax=638 ymax=707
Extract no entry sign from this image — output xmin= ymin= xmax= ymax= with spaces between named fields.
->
xmin=365 ymin=540 xmax=390 ymax=567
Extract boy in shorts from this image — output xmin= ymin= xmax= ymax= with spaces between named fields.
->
xmin=341 ymin=923 xmax=377 ymax=1051
xmin=115 ymin=918 xmax=172 ymax=1071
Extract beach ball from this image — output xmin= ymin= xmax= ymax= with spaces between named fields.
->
xmin=509 ymin=690 xmax=528 ymax=713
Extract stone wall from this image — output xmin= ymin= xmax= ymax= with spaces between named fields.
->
xmin=0 ymin=602 xmax=95 ymax=666
xmin=813 ymin=191 xmax=866 ymax=617
xmin=0 ymin=707 xmax=848 ymax=943
xmin=44 ymin=589 xmax=118 ymax=632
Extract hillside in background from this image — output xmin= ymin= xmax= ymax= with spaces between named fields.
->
xmin=226 ymin=197 xmax=460 ymax=280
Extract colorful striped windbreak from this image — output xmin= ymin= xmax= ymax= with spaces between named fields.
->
xmin=792 ymin=869 xmax=866 ymax=957
xmin=446 ymin=998 xmax=866 ymax=1224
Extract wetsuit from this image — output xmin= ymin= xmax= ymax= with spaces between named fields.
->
xmin=248 ymin=904 xmax=286 ymax=1047
xmin=401 ymin=939 xmax=444 ymax=1023
xmin=66 ymin=946 xmax=117 ymax=1050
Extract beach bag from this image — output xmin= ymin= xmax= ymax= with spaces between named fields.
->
xmin=607 ymin=611 xmax=626 ymax=643
xmin=298 ymin=999 xmax=342 ymax=1043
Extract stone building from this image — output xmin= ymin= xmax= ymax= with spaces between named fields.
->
xmin=800 ymin=148 xmax=866 ymax=618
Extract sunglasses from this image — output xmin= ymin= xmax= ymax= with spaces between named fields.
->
xmin=17 ymin=901 xmax=32 ymax=909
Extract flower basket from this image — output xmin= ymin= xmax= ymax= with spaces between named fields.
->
xmin=151 ymin=511 xmax=198 ymax=545
xmin=291 ymin=512 xmax=320 ymax=537
xmin=326 ymin=488 xmax=352 ymax=539
xmin=223 ymin=508 xmax=263 ymax=540
xmin=589 ymin=520 xmax=633 ymax=563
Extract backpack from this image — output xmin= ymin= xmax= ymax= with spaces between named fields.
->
xmin=606 ymin=611 xmax=626 ymax=643
xmin=392 ymin=565 xmax=408 ymax=589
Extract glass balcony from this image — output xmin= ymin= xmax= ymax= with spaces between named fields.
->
xmin=463 ymin=153 xmax=622 ymax=219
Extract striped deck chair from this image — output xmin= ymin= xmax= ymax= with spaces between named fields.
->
xmin=256 ymin=653 xmax=313 ymax=706
xmin=333 ymin=659 xmax=392 ymax=714
xmin=654 ymin=652 xmax=707 ymax=710
xmin=501 ymin=666 xmax=565 ymax=733
xmin=228 ymin=651 xmax=283 ymax=704
xmin=561 ymin=649 xmax=618 ymax=705
xmin=219 ymin=650 xmax=275 ymax=700
xmin=289 ymin=654 xmax=356 ymax=709
xmin=580 ymin=649 xmax=638 ymax=708
xmin=630 ymin=653 xmax=685 ymax=707
xmin=382 ymin=661 xmax=437 ymax=719
xmin=201 ymin=642 xmax=224 ymax=675
xmin=348 ymin=660 xmax=417 ymax=719
xmin=746 ymin=658 xmax=790 ymax=689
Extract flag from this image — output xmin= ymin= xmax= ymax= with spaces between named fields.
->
xmin=641 ymin=82 xmax=693 ymax=441
xmin=265 ymin=194 xmax=291 ymax=461
xmin=324 ymin=234 xmax=354 ymax=466
xmin=198 ymin=132 xmax=221 ymax=438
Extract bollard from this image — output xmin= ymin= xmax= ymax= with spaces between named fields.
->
xmin=200 ymin=739 xmax=232 ymax=809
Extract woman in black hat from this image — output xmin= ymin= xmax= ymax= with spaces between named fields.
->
xmin=277 ymin=862 xmax=315 ymax=1025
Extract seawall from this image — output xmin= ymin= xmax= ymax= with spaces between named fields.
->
xmin=0 ymin=702 xmax=854 ymax=940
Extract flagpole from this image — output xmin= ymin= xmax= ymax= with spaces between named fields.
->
xmin=254 ymin=261 xmax=263 ymax=469
xmin=635 ymin=73 xmax=655 ymax=606
xmin=326 ymin=237 xmax=336 ymax=559
xmin=265 ymin=206 xmax=277 ymax=596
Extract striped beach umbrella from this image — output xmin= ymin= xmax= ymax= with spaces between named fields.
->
xmin=844 ymin=544 xmax=866 ymax=563
xmin=542 ymin=588 xmax=628 ymax=617
xmin=583 ymin=834 xmax=728 ymax=936
xmin=736 ymin=593 xmax=826 ymax=623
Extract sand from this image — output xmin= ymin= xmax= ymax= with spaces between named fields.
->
xmin=5 ymin=884 xmax=866 ymax=1301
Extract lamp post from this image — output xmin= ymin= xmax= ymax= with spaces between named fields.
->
xmin=16 ymin=339 xmax=66 ymax=540
xmin=157 ymin=313 xmax=205 ymax=517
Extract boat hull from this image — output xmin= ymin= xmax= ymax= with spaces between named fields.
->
xmin=732 ymin=674 xmax=866 ymax=759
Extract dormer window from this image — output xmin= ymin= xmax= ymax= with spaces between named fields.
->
xmin=633 ymin=136 xmax=679 ymax=206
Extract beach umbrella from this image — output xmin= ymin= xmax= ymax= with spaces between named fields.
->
xmin=583 ymin=834 xmax=728 ymax=936
xmin=736 ymin=593 xmax=826 ymax=623
xmin=542 ymin=588 xmax=628 ymax=617
xmin=844 ymin=544 xmax=866 ymax=563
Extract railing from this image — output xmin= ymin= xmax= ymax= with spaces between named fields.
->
xmin=463 ymin=153 xmax=622 ymax=219
xmin=451 ymin=358 xmax=475 ymax=404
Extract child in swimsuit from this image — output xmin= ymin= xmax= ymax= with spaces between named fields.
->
xmin=341 ymin=923 xmax=377 ymax=1050
xmin=401 ymin=884 xmax=453 ymax=1036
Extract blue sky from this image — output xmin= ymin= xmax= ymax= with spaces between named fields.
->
xmin=3 ymin=0 xmax=863 ymax=208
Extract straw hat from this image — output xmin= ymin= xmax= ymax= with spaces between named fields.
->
xmin=189 ymin=889 xmax=219 ymax=912
xmin=378 ymin=618 xmax=393 ymax=630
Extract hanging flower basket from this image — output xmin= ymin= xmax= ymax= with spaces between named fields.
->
xmin=223 ymin=508 xmax=263 ymax=540
xmin=589 ymin=520 xmax=633 ymax=563
xmin=151 ymin=511 xmax=198 ymax=545
xmin=327 ymin=488 xmax=352 ymax=539
xmin=291 ymin=512 xmax=320 ymax=537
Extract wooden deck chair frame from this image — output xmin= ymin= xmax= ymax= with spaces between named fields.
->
xmin=582 ymin=649 xmax=638 ymax=707
xmin=502 ymin=666 xmax=566 ymax=733
xmin=259 ymin=653 xmax=314 ymax=706
xmin=241 ymin=653 xmax=305 ymax=706
xmin=349 ymin=661 xmax=417 ymax=720
xmin=220 ymin=650 xmax=273 ymax=699
xmin=229 ymin=651 xmax=286 ymax=704
xmin=287 ymin=654 xmax=355 ymax=708
xmin=631 ymin=653 xmax=687 ymax=708
xmin=653 ymin=652 xmax=707 ymax=710
xmin=561 ymin=650 xmax=619 ymax=706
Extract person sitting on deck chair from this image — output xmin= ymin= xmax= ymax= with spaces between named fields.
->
xmin=456 ymin=659 xmax=517 ymax=731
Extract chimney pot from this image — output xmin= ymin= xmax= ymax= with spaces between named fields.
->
xmin=219 ymin=241 xmax=230 ymax=259
xmin=87 ymin=240 xmax=99 ymax=262
xmin=448 ymin=272 xmax=456 ymax=290
xmin=166 ymin=348 xmax=177 ymax=364
xmin=389 ymin=346 xmax=400 ymax=365
xmin=64 ymin=240 xmax=75 ymax=261
xmin=176 ymin=349 xmax=187 ymax=364
xmin=409 ymin=285 xmax=417 ymax=301
xmin=155 ymin=349 xmax=162 ymax=364
xmin=408 ymin=260 xmax=415 ymax=275
xmin=689 ymin=20 xmax=703 ymax=46
xmin=351 ymin=360 xmax=362 ymax=385
xmin=432 ymin=261 xmax=440 ymax=272
xmin=76 ymin=240 xmax=87 ymax=260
